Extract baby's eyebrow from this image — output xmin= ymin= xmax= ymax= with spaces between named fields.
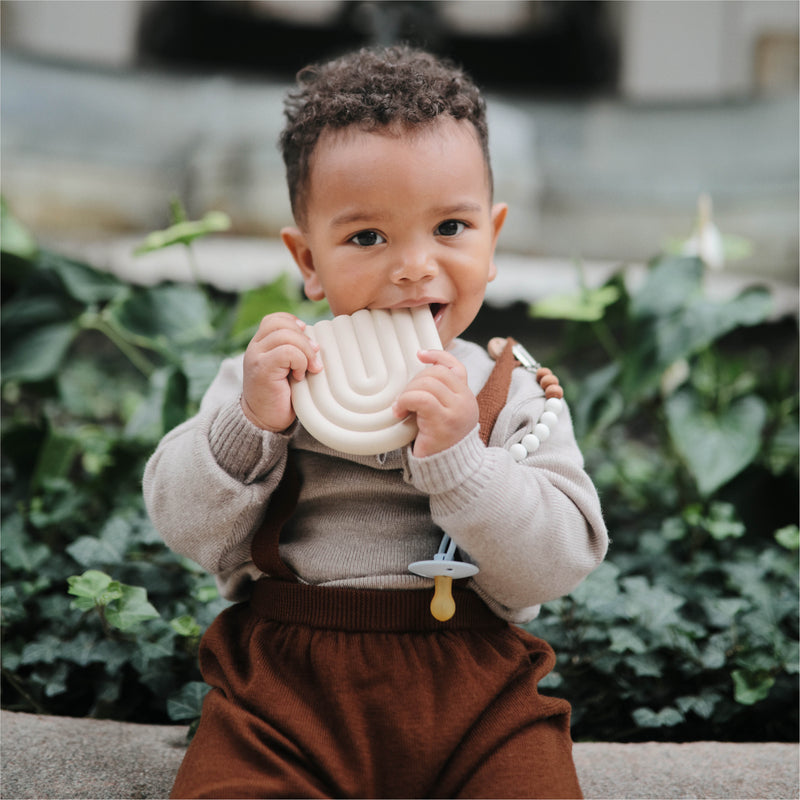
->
xmin=330 ymin=201 xmax=484 ymax=230
xmin=430 ymin=202 xmax=484 ymax=217
xmin=330 ymin=210 xmax=383 ymax=229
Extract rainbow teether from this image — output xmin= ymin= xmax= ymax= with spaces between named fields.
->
xmin=291 ymin=306 xmax=442 ymax=456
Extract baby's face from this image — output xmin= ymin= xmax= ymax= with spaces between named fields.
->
xmin=282 ymin=117 xmax=507 ymax=349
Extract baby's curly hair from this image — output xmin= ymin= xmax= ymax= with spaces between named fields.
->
xmin=280 ymin=44 xmax=492 ymax=224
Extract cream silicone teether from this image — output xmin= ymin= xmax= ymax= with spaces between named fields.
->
xmin=291 ymin=306 xmax=442 ymax=455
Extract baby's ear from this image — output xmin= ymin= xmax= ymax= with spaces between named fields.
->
xmin=281 ymin=227 xmax=325 ymax=301
xmin=487 ymin=203 xmax=508 ymax=282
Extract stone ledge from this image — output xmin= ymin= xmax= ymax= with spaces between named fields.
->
xmin=1 ymin=711 xmax=797 ymax=799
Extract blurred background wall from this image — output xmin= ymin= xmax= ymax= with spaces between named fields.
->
xmin=1 ymin=0 xmax=797 ymax=285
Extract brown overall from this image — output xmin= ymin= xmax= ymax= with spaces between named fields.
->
xmin=170 ymin=342 xmax=583 ymax=799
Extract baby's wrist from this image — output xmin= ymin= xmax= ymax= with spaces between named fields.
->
xmin=240 ymin=396 xmax=291 ymax=433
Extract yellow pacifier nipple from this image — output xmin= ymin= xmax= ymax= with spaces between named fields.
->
xmin=409 ymin=534 xmax=479 ymax=621
xmin=431 ymin=575 xmax=456 ymax=622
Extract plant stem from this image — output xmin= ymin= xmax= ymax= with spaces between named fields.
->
xmin=1 ymin=667 xmax=48 ymax=715
xmin=184 ymin=244 xmax=213 ymax=305
xmin=591 ymin=318 xmax=624 ymax=363
xmin=79 ymin=314 xmax=156 ymax=378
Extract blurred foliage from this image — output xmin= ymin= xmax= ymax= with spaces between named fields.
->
xmin=0 ymin=201 xmax=327 ymax=726
xmin=529 ymin=256 xmax=798 ymax=741
xmin=1 ymin=201 xmax=797 ymax=741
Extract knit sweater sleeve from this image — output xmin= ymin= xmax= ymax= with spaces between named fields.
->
xmin=405 ymin=348 xmax=608 ymax=623
xmin=142 ymin=355 xmax=290 ymax=577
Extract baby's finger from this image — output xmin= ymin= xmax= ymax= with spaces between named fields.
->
xmin=260 ymin=328 xmax=323 ymax=374
xmin=394 ymin=387 xmax=444 ymax=419
xmin=251 ymin=312 xmax=307 ymax=342
xmin=416 ymin=349 xmax=468 ymax=379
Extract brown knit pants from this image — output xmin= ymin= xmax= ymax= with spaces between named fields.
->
xmin=170 ymin=580 xmax=582 ymax=799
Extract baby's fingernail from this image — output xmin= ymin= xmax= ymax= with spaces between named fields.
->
xmin=295 ymin=318 xmax=306 ymax=328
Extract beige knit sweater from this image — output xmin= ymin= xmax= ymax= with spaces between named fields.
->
xmin=143 ymin=338 xmax=608 ymax=623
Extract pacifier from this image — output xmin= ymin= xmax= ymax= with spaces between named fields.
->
xmin=291 ymin=306 xmax=442 ymax=456
xmin=409 ymin=535 xmax=479 ymax=622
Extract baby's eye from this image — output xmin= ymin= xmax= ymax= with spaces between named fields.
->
xmin=350 ymin=230 xmax=385 ymax=247
xmin=436 ymin=220 xmax=466 ymax=237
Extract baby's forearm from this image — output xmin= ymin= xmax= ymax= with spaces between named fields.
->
xmin=143 ymin=357 xmax=290 ymax=574
xmin=407 ymin=408 xmax=607 ymax=615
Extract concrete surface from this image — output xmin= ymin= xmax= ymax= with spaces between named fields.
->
xmin=1 ymin=710 xmax=797 ymax=799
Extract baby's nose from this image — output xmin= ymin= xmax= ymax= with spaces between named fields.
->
xmin=391 ymin=246 xmax=438 ymax=283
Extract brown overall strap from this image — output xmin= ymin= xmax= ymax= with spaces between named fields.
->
xmin=250 ymin=454 xmax=303 ymax=581
xmin=476 ymin=337 xmax=519 ymax=446
xmin=250 ymin=338 xmax=520 ymax=579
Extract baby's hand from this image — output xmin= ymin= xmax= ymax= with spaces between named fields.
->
xmin=241 ymin=313 xmax=322 ymax=432
xmin=394 ymin=350 xmax=479 ymax=458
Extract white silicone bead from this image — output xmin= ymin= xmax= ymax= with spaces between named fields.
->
xmin=522 ymin=433 xmax=540 ymax=453
xmin=545 ymin=398 xmax=563 ymax=415
xmin=540 ymin=410 xmax=559 ymax=429
xmin=534 ymin=422 xmax=550 ymax=441
xmin=510 ymin=442 xmax=528 ymax=461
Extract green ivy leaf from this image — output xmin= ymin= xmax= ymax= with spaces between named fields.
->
xmin=676 ymin=691 xmax=721 ymax=720
xmin=193 ymin=583 xmax=220 ymax=604
xmin=109 ymin=284 xmax=215 ymax=349
xmin=167 ymin=681 xmax=210 ymax=722
xmin=665 ymin=389 xmax=767 ymax=497
xmin=775 ymin=525 xmax=800 ymax=551
xmin=43 ymin=662 xmax=70 ymax=697
xmin=66 ymin=517 xmax=132 ymax=569
xmin=701 ymin=597 xmax=747 ymax=629
xmin=654 ymin=288 xmax=772 ymax=366
xmin=621 ymin=576 xmax=685 ymax=630
xmin=732 ymin=669 xmax=776 ymax=705
xmin=170 ymin=615 xmax=202 ymax=638
xmin=630 ymin=256 xmax=703 ymax=318
xmin=124 ymin=366 xmax=189 ymax=443
xmin=530 ymin=285 xmax=620 ymax=322
xmin=104 ymin=584 xmax=160 ymax=631
xmin=37 ymin=249 xmax=124 ymax=305
xmin=30 ymin=429 xmax=81 ymax=495
xmin=626 ymin=653 xmax=665 ymax=678
xmin=609 ymin=627 xmax=648 ymax=654
xmin=232 ymin=275 xmax=300 ymax=337
xmin=231 ymin=275 xmax=330 ymax=344
xmin=67 ymin=570 xmax=122 ymax=607
xmin=632 ymin=706 xmax=684 ymax=728
xmin=21 ymin=634 xmax=63 ymax=665
xmin=1 ymin=321 xmax=77 ymax=384
xmin=1 ymin=516 xmax=51 ymax=573
xmin=1 ymin=293 xmax=73 ymax=330
xmin=1 ymin=197 xmax=37 ymax=258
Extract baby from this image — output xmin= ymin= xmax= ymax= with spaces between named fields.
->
xmin=145 ymin=44 xmax=607 ymax=799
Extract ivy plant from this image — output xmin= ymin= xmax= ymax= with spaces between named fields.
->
xmin=0 ymin=200 xmax=326 ymax=723
xmin=529 ymin=254 xmax=798 ymax=741
xmin=1 ymin=199 xmax=796 ymax=742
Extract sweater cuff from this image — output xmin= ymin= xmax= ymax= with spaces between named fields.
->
xmin=406 ymin=425 xmax=485 ymax=495
xmin=209 ymin=399 xmax=289 ymax=483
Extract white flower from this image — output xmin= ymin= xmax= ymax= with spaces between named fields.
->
xmin=682 ymin=193 xmax=725 ymax=271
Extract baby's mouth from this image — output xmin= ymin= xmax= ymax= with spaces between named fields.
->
xmin=429 ymin=303 xmax=446 ymax=324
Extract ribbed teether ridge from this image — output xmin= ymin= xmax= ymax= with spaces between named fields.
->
xmin=291 ymin=307 xmax=442 ymax=455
